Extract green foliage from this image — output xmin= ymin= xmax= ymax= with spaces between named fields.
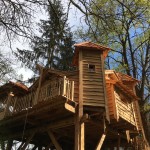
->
xmin=0 ymin=52 xmax=17 ymax=84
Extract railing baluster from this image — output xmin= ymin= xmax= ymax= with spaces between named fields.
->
xmin=71 ymin=81 xmax=74 ymax=101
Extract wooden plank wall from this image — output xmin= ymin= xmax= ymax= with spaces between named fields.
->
xmin=106 ymin=83 xmax=117 ymax=120
xmin=122 ymin=82 xmax=141 ymax=131
xmin=81 ymin=50 xmax=105 ymax=107
xmin=114 ymin=89 xmax=136 ymax=126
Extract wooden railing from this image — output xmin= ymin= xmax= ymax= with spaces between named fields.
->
xmin=38 ymin=79 xmax=63 ymax=103
xmin=4 ymin=92 xmax=35 ymax=117
xmin=1 ymin=76 xmax=74 ymax=118
xmin=62 ymin=76 xmax=74 ymax=101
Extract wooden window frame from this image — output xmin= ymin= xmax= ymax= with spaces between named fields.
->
xmin=88 ymin=64 xmax=96 ymax=72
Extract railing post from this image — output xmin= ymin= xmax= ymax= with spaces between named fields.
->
xmin=71 ymin=81 xmax=74 ymax=101
xmin=12 ymin=97 xmax=17 ymax=113
xmin=4 ymin=92 xmax=13 ymax=117
xmin=67 ymin=80 xmax=70 ymax=101
xmin=63 ymin=76 xmax=66 ymax=96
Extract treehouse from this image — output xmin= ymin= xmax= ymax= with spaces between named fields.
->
xmin=0 ymin=42 xmax=149 ymax=150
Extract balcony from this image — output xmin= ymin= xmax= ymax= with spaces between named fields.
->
xmin=0 ymin=76 xmax=75 ymax=120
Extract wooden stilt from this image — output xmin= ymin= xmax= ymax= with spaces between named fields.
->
xmin=0 ymin=141 xmax=5 ymax=150
xmin=44 ymin=144 xmax=51 ymax=150
xmin=20 ymin=132 xmax=35 ymax=150
xmin=111 ymin=147 xmax=114 ymax=150
xmin=32 ymin=145 xmax=37 ymax=150
xmin=117 ymin=134 xmax=120 ymax=150
xmin=6 ymin=140 xmax=13 ymax=150
xmin=80 ymin=122 xmax=85 ymax=150
xmin=95 ymin=133 xmax=106 ymax=150
xmin=126 ymin=130 xmax=130 ymax=143
xmin=75 ymin=107 xmax=85 ymax=150
xmin=38 ymin=146 xmax=42 ymax=150
xmin=17 ymin=142 xmax=24 ymax=150
xmin=48 ymin=130 xmax=62 ymax=150
xmin=79 ymin=49 xmax=85 ymax=150
xmin=75 ymin=105 xmax=80 ymax=150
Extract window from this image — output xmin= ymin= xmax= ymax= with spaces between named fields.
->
xmin=88 ymin=64 xmax=95 ymax=72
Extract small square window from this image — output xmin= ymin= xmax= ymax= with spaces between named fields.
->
xmin=88 ymin=64 xmax=95 ymax=72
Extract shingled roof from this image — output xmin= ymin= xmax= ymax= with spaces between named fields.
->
xmin=73 ymin=41 xmax=110 ymax=66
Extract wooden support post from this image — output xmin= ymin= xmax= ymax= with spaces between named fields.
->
xmin=79 ymin=49 xmax=84 ymax=150
xmin=48 ymin=130 xmax=62 ymax=150
xmin=38 ymin=146 xmax=42 ymax=150
xmin=21 ymin=132 xmax=35 ymax=150
xmin=126 ymin=130 xmax=130 ymax=143
xmin=0 ymin=141 xmax=5 ymax=150
xmin=95 ymin=133 xmax=106 ymax=150
xmin=32 ymin=145 xmax=37 ymax=150
xmin=6 ymin=140 xmax=13 ymax=150
xmin=75 ymin=105 xmax=80 ymax=150
xmin=80 ymin=122 xmax=85 ymax=150
xmin=44 ymin=144 xmax=51 ymax=150
xmin=17 ymin=142 xmax=24 ymax=150
xmin=80 ymin=114 xmax=89 ymax=124
xmin=75 ymin=49 xmax=85 ymax=150
xmin=101 ymin=55 xmax=110 ymax=122
xmin=117 ymin=134 xmax=120 ymax=150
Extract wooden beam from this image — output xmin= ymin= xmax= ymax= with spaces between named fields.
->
xmin=64 ymin=103 xmax=75 ymax=113
xmin=89 ymin=119 xmax=127 ymax=139
xmin=80 ymin=114 xmax=89 ymax=124
xmin=75 ymin=49 xmax=85 ymax=150
xmin=21 ymin=131 xmax=36 ymax=150
xmin=2 ymin=117 xmax=74 ymax=140
xmin=79 ymin=49 xmax=84 ymax=150
xmin=95 ymin=133 xmax=106 ymax=150
xmin=80 ymin=123 xmax=85 ymax=150
xmin=47 ymin=130 xmax=62 ymax=150
xmin=110 ymin=84 xmax=118 ymax=120
xmin=6 ymin=140 xmax=13 ymax=150
xmin=44 ymin=144 xmax=51 ymax=150
xmin=117 ymin=134 xmax=120 ymax=150
xmin=38 ymin=146 xmax=42 ymax=150
xmin=75 ymin=105 xmax=80 ymax=150
xmin=32 ymin=145 xmax=37 ymax=150
xmin=17 ymin=142 xmax=25 ymax=150
xmin=126 ymin=130 xmax=130 ymax=143
xmin=0 ymin=141 xmax=5 ymax=150
xmin=101 ymin=55 xmax=110 ymax=122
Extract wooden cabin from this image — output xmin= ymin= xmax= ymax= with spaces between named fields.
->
xmin=0 ymin=42 xmax=149 ymax=150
